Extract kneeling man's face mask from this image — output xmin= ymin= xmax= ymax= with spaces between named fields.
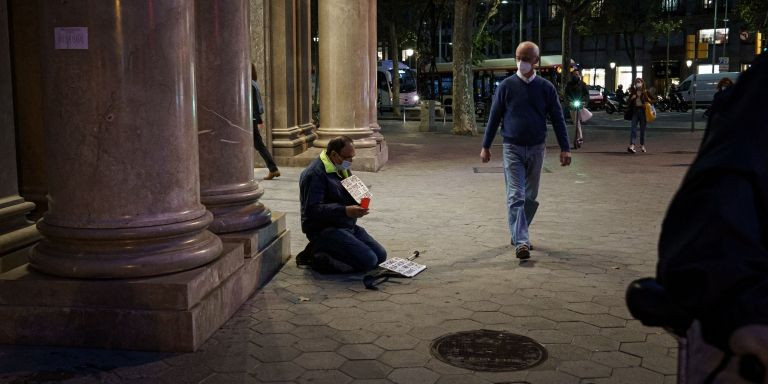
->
xmin=338 ymin=160 xmax=352 ymax=170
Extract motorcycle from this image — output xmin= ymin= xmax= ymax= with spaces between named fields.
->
xmin=655 ymin=95 xmax=669 ymax=112
xmin=667 ymin=91 xmax=688 ymax=112
xmin=604 ymin=92 xmax=626 ymax=115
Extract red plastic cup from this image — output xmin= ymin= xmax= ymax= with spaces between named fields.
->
xmin=360 ymin=197 xmax=370 ymax=209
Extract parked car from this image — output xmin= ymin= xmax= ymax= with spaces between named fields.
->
xmin=588 ymin=85 xmax=604 ymax=109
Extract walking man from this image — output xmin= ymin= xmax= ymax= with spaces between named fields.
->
xmin=480 ymin=41 xmax=571 ymax=260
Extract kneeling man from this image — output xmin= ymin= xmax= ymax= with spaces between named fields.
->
xmin=298 ymin=136 xmax=387 ymax=273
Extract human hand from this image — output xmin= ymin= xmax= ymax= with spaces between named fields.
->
xmin=345 ymin=205 xmax=369 ymax=218
xmin=560 ymin=151 xmax=572 ymax=166
xmin=729 ymin=325 xmax=768 ymax=383
xmin=480 ymin=148 xmax=491 ymax=163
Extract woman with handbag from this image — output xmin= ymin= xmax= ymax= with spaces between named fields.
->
xmin=564 ymin=70 xmax=590 ymax=149
xmin=626 ymin=78 xmax=654 ymax=154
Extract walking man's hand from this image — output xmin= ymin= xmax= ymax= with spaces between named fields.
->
xmin=560 ymin=151 xmax=572 ymax=166
xmin=480 ymin=148 xmax=491 ymax=163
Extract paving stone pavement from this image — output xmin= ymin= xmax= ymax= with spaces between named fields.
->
xmin=0 ymin=122 xmax=705 ymax=383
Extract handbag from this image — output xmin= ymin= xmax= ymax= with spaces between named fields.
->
xmin=624 ymin=107 xmax=633 ymax=121
xmin=579 ymin=108 xmax=593 ymax=122
xmin=644 ymin=102 xmax=657 ymax=123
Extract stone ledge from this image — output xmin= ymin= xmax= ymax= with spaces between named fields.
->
xmin=0 ymin=214 xmax=290 ymax=352
xmin=271 ymin=140 xmax=388 ymax=172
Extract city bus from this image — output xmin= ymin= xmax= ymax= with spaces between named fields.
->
xmin=377 ymin=60 xmax=419 ymax=111
xmin=429 ymin=55 xmax=565 ymax=114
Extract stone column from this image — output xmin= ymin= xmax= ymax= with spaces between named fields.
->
xmin=368 ymin=0 xmax=383 ymax=142
xmin=267 ymin=0 xmax=315 ymax=159
xmin=196 ymin=0 xmax=271 ymax=234
xmin=29 ymin=0 xmax=222 ymax=278
xmin=9 ymin=0 xmax=47 ymax=220
xmin=296 ymin=0 xmax=315 ymax=135
xmin=315 ymin=0 xmax=375 ymax=149
xmin=0 ymin=1 xmax=40 ymax=267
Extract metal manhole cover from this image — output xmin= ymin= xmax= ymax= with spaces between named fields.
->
xmin=430 ymin=329 xmax=547 ymax=371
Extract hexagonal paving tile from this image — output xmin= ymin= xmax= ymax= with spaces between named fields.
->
xmin=591 ymin=351 xmax=643 ymax=368
xmin=294 ymin=351 xmax=346 ymax=370
xmin=250 ymin=333 xmax=299 ymax=348
xmin=375 ymin=334 xmax=421 ymax=351
xmin=340 ymin=360 xmax=393 ymax=379
xmin=290 ymin=325 xmax=337 ymax=339
xmin=388 ymin=367 xmax=440 ymax=384
xmin=338 ymin=344 xmax=386 ymax=360
xmin=250 ymin=345 xmax=302 ymax=363
xmin=252 ymin=361 xmax=304 ymax=382
xmin=557 ymin=360 xmax=613 ymax=378
xmin=296 ymin=369 xmax=353 ymax=384
xmin=572 ymin=335 xmax=620 ymax=352
xmin=379 ymin=350 xmax=431 ymax=368
xmin=293 ymin=337 xmax=341 ymax=352
xmin=332 ymin=330 xmax=379 ymax=344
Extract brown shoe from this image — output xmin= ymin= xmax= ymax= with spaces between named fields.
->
xmin=263 ymin=170 xmax=280 ymax=180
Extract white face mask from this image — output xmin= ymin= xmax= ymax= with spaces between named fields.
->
xmin=338 ymin=160 xmax=352 ymax=171
xmin=518 ymin=61 xmax=533 ymax=74
xmin=635 ymin=83 xmax=642 ymax=88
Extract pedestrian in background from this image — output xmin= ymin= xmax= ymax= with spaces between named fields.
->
xmin=480 ymin=41 xmax=572 ymax=261
xmin=252 ymin=63 xmax=280 ymax=180
xmin=626 ymin=78 xmax=654 ymax=154
xmin=564 ymin=69 xmax=589 ymax=149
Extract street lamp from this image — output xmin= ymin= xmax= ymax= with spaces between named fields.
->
xmin=686 ymin=60 xmax=693 ymax=68
xmin=609 ymin=62 xmax=615 ymax=69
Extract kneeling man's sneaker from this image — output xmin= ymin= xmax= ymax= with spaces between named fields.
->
xmin=515 ymin=244 xmax=531 ymax=260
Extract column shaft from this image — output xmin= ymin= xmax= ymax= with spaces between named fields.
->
xmin=267 ymin=0 xmax=315 ymax=158
xmin=29 ymin=0 xmax=222 ymax=278
xmin=0 ymin=0 xmax=40 ymax=259
xmin=368 ymin=0 xmax=383 ymax=141
xmin=9 ymin=0 xmax=47 ymax=220
xmin=196 ymin=0 xmax=271 ymax=233
xmin=316 ymin=0 xmax=375 ymax=148
xmin=296 ymin=0 xmax=314 ymax=131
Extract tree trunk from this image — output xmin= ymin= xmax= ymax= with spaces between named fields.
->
xmin=560 ymin=10 xmax=573 ymax=94
xmin=389 ymin=22 xmax=401 ymax=118
xmin=452 ymin=0 xmax=479 ymax=136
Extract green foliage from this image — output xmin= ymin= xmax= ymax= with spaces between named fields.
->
xmin=736 ymin=0 xmax=768 ymax=35
xmin=650 ymin=18 xmax=683 ymax=42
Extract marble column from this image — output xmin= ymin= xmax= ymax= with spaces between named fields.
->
xmin=29 ymin=0 xmax=222 ymax=278
xmin=368 ymin=0 xmax=383 ymax=142
xmin=0 ymin=0 xmax=40 ymax=263
xmin=315 ymin=0 xmax=375 ymax=149
xmin=267 ymin=0 xmax=315 ymax=158
xmin=196 ymin=0 xmax=271 ymax=234
xmin=9 ymin=0 xmax=47 ymax=220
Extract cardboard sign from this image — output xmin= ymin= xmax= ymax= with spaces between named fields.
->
xmin=341 ymin=175 xmax=372 ymax=204
xmin=378 ymin=257 xmax=427 ymax=278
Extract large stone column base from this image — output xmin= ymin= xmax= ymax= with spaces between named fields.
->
xmin=259 ymin=139 xmax=388 ymax=172
xmin=271 ymin=123 xmax=317 ymax=158
xmin=0 ymin=212 xmax=290 ymax=352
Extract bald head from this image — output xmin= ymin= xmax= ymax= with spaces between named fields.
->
xmin=515 ymin=41 xmax=540 ymax=64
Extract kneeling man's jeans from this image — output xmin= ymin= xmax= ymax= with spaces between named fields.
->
xmin=309 ymin=226 xmax=387 ymax=271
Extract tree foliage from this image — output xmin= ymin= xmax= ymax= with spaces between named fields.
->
xmin=736 ymin=0 xmax=768 ymax=36
xmin=554 ymin=0 xmax=591 ymax=93
xmin=602 ymin=0 xmax=661 ymax=82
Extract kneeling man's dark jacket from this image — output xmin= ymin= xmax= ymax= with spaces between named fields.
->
xmin=299 ymin=151 xmax=357 ymax=236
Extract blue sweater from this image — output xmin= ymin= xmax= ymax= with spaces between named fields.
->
xmin=482 ymin=75 xmax=570 ymax=152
